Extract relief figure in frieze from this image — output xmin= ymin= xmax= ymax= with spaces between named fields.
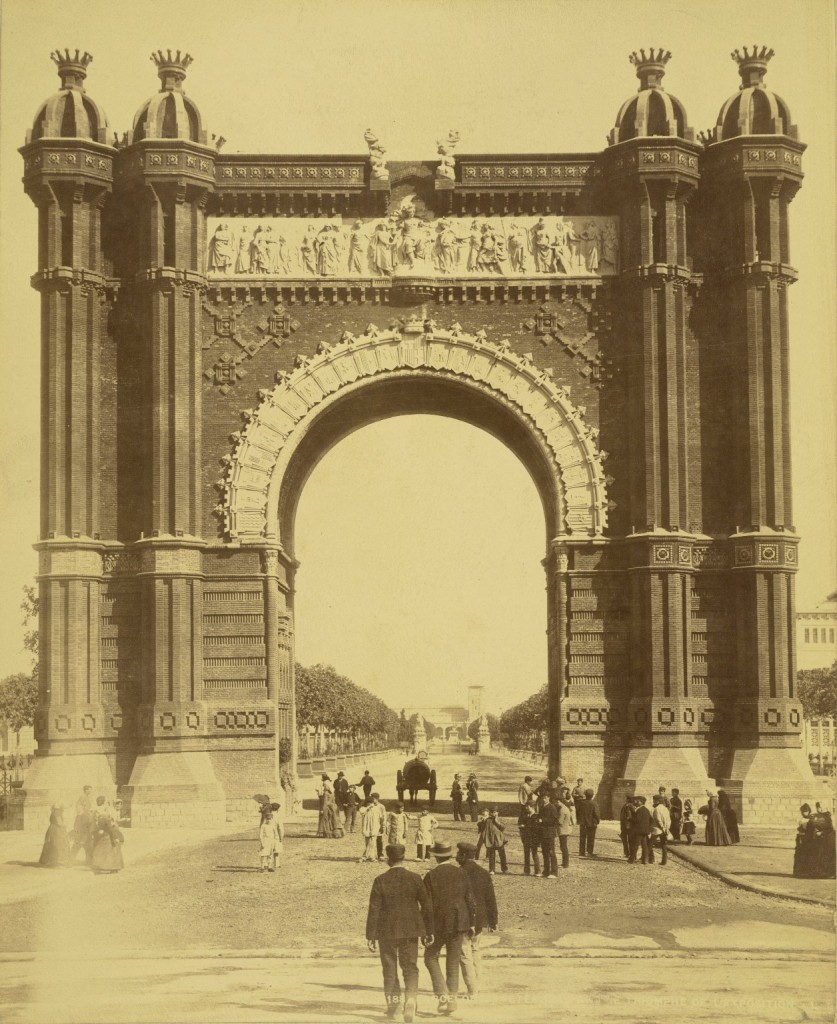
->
xmin=314 ymin=224 xmax=340 ymax=276
xmin=300 ymin=226 xmax=317 ymax=275
xmin=235 ymin=227 xmax=251 ymax=274
xmin=371 ymin=222 xmax=395 ymax=276
xmin=208 ymin=222 xmax=235 ymax=273
xmin=348 ymin=220 xmax=366 ymax=274
xmin=508 ymin=222 xmax=527 ymax=273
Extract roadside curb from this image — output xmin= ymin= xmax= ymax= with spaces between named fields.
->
xmin=666 ymin=844 xmax=835 ymax=908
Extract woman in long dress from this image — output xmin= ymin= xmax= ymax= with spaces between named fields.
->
xmin=717 ymin=790 xmax=740 ymax=844
xmin=39 ymin=805 xmax=71 ymax=868
xmin=90 ymin=813 xmax=125 ymax=874
xmin=699 ymin=795 xmax=731 ymax=846
xmin=319 ymin=789 xmax=344 ymax=839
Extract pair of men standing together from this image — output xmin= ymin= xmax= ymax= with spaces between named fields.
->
xmin=365 ymin=839 xmax=498 ymax=1019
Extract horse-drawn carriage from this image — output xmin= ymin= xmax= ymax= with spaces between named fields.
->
xmin=396 ymin=751 xmax=437 ymax=807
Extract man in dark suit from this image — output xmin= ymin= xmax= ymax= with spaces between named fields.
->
xmin=577 ymin=788 xmax=601 ymax=857
xmin=357 ymin=769 xmax=376 ymax=804
xmin=618 ymin=794 xmax=635 ymax=859
xmin=538 ymin=795 xmax=560 ymax=877
xmin=366 ymin=843 xmax=434 ymax=1022
xmin=423 ymin=840 xmax=476 ymax=1016
xmin=456 ymin=842 xmax=498 ymax=999
xmin=333 ymin=771 xmax=349 ymax=821
xmin=629 ymin=795 xmax=654 ymax=864
xmin=450 ymin=774 xmax=465 ymax=821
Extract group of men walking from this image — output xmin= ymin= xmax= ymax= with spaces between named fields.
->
xmin=366 ymin=839 xmax=498 ymax=1021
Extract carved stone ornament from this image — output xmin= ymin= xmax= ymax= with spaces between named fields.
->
xmin=205 ymin=215 xmax=619 ymax=280
xmin=217 ymin=327 xmax=610 ymax=541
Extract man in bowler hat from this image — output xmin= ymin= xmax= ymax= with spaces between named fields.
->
xmin=366 ymin=843 xmax=434 ymax=1022
xmin=423 ymin=840 xmax=476 ymax=1015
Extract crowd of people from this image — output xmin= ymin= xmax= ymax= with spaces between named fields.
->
xmin=38 ymin=785 xmax=124 ymax=874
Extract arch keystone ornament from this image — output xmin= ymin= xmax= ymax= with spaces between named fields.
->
xmin=217 ymin=326 xmax=610 ymax=543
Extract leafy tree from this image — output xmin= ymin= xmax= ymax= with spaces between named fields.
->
xmin=499 ymin=687 xmax=548 ymax=749
xmin=19 ymin=583 xmax=39 ymax=682
xmin=0 ymin=673 xmax=38 ymax=775
xmin=295 ymin=662 xmax=400 ymax=750
xmin=798 ymin=662 xmax=837 ymax=720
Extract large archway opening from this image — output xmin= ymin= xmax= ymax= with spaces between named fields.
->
xmin=293 ymin=415 xmax=547 ymax=719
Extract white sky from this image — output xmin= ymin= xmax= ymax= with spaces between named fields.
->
xmin=0 ymin=0 xmax=834 ymax=713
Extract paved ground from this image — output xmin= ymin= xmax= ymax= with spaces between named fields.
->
xmin=0 ymin=748 xmax=833 ymax=1023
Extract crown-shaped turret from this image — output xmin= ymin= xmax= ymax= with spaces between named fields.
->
xmin=151 ymin=49 xmax=193 ymax=91
xmin=51 ymin=48 xmax=93 ymax=90
xmin=27 ymin=49 xmax=109 ymax=144
xmin=710 ymin=46 xmax=797 ymax=143
xmin=131 ymin=48 xmax=207 ymax=144
xmin=732 ymin=45 xmax=775 ymax=89
xmin=609 ymin=48 xmax=694 ymax=145
xmin=629 ymin=48 xmax=671 ymax=90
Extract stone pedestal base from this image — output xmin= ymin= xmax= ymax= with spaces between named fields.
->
xmin=125 ymin=750 xmax=226 ymax=827
xmin=21 ymin=752 xmax=116 ymax=831
xmin=720 ymin=745 xmax=818 ymax=825
xmin=612 ymin=745 xmax=714 ymax=818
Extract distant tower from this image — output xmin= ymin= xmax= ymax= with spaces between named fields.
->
xmin=467 ymin=686 xmax=484 ymax=723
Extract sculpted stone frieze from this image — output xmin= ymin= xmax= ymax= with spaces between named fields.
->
xmin=206 ymin=206 xmax=619 ymax=280
xmin=218 ymin=327 xmax=610 ymax=542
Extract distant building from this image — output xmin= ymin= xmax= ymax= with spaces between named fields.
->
xmin=797 ymin=593 xmax=837 ymax=671
xmin=797 ymin=592 xmax=837 ymax=775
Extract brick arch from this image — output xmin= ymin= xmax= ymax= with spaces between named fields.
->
xmin=217 ymin=324 xmax=610 ymax=546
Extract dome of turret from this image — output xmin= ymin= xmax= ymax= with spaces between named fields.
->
xmin=608 ymin=49 xmax=695 ymax=146
xmin=28 ymin=50 xmax=110 ymax=145
xmin=132 ymin=50 xmax=207 ymax=144
xmin=711 ymin=47 xmax=797 ymax=143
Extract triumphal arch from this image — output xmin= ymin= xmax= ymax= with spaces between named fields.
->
xmin=20 ymin=45 xmax=812 ymax=824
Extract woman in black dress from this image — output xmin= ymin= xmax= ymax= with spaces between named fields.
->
xmin=39 ymin=805 xmax=71 ymax=867
xmin=717 ymin=790 xmax=740 ymax=844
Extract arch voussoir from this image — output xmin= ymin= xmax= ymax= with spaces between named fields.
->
xmin=217 ymin=324 xmax=610 ymax=543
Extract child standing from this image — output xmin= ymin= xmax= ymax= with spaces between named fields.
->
xmin=385 ymin=801 xmax=409 ymax=847
xmin=413 ymin=804 xmax=438 ymax=860
xmin=682 ymin=800 xmax=697 ymax=845
xmin=258 ymin=803 xmax=282 ymax=873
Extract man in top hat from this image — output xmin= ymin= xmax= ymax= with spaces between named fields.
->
xmin=367 ymin=843 xmax=434 ymax=1022
xmin=456 ymin=842 xmax=498 ymax=1000
xmin=423 ymin=840 xmax=476 ymax=1016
